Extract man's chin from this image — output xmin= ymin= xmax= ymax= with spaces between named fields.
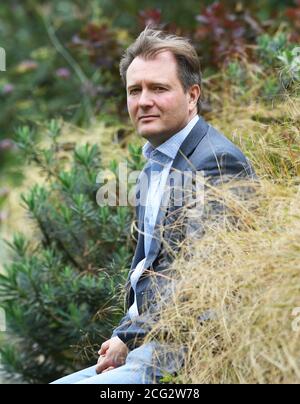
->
xmin=137 ymin=127 xmax=161 ymax=139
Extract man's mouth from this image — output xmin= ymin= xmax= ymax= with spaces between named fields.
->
xmin=138 ymin=115 xmax=159 ymax=121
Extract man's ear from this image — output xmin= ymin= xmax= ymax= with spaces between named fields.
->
xmin=189 ymin=84 xmax=201 ymax=111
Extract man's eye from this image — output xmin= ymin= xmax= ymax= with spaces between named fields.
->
xmin=155 ymin=87 xmax=166 ymax=91
xmin=129 ymin=89 xmax=140 ymax=95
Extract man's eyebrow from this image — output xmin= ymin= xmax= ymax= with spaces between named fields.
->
xmin=127 ymin=85 xmax=139 ymax=91
xmin=127 ymin=82 xmax=171 ymax=90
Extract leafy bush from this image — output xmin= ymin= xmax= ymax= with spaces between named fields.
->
xmin=256 ymin=33 xmax=300 ymax=100
xmin=0 ymin=121 xmax=142 ymax=383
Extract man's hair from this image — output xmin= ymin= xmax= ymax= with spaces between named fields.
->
xmin=120 ymin=27 xmax=202 ymax=113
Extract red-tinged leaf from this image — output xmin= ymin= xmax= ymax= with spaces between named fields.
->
xmin=209 ymin=2 xmax=225 ymax=17
xmin=194 ymin=26 xmax=211 ymax=40
xmin=195 ymin=1 xmax=260 ymax=66
xmin=139 ymin=8 xmax=162 ymax=28
xmin=290 ymin=32 xmax=300 ymax=42
xmin=286 ymin=9 xmax=300 ymax=20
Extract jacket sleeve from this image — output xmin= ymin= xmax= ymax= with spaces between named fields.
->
xmin=111 ymin=311 xmax=132 ymax=339
xmin=111 ymin=312 xmax=155 ymax=350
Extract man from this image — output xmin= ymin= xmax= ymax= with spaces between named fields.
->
xmin=52 ymin=28 xmax=255 ymax=384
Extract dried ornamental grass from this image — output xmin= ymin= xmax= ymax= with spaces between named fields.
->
xmin=148 ymin=181 xmax=300 ymax=384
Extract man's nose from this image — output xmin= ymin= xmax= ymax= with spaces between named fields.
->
xmin=138 ymin=90 xmax=154 ymax=108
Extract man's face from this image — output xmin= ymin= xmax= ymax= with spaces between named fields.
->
xmin=126 ymin=51 xmax=197 ymax=147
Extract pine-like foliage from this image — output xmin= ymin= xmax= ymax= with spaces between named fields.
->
xmin=0 ymin=121 xmax=142 ymax=383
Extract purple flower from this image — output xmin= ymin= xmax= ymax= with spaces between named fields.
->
xmin=0 ymin=139 xmax=15 ymax=151
xmin=2 ymin=84 xmax=14 ymax=95
xmin=56 ymin=67 xmax=71 ymax=79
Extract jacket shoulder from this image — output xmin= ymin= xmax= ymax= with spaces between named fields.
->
xmin=193 ymin=124 xmax=255 ymax=178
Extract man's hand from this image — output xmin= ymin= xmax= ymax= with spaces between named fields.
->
xmin=96 ymin=336 xmax=129 ymax=374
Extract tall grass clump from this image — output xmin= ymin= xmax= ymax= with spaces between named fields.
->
xmin=146 ymin=83 xmax=300 ymax=384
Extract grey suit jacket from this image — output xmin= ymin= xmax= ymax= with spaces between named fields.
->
xmin=112 ymin=116 xmax=256 ymax=349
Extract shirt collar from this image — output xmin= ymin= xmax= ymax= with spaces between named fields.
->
xmin=142 ymin=115 xmax=199 ymax=161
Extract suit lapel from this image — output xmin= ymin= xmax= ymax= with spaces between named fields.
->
xmin=130 ymin=162 xmax=151 ymax=270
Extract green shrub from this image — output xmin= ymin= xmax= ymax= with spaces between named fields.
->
xmin=0 ymin=121 xmax=142 ymax=383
